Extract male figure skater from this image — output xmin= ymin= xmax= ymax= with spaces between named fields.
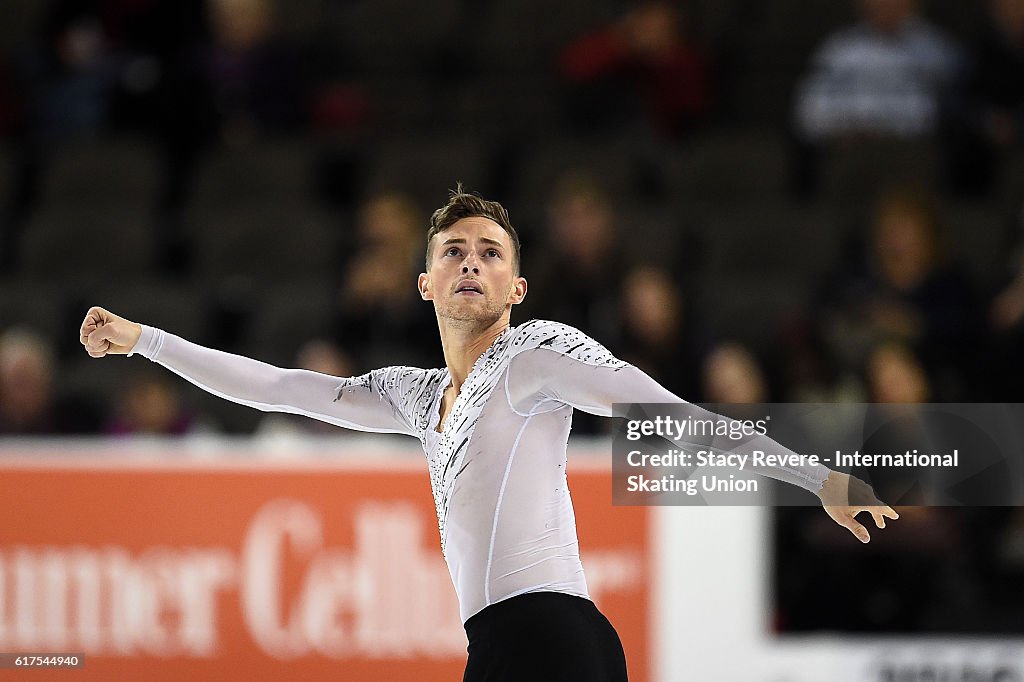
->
xmin=81 ymin=187 xmax=897 ymax=681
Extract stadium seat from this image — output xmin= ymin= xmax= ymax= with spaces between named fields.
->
xmin=185 ymin=199 xmax=339 ymax=282
xmin=718 ymin=0 xmax=852 ymax=125
xmin=362 ymin=135 xmax=489 ymax=210
xmin=325 ymin=0 xmax=460 ymax=75
xmin=669 ymin=131 xmax=792 ymax=204
xmin=473 ymin=0 xmax=617 ymax=73
xmin=688 ymin=202 xmax=841 ymax=284
xmin=88 ymin=280 xmax=211 ymax=344
xmin=189 ymin=139 xmax=318 ymax=208
xmin=820 ymin=137 xmax=941 ymax=208
xmin=0 ymin=144 xmax=12 ymax=202
xmin=240 ymin=279 xmax=336 ymax=368
xmin=0 ymin=0 xmax=48 ymax=52
xmin=943 ymin=202 xmax=1015 ymax=291
xmin=509 ymin=136 xmax=639 ymax=209
xmin=40 ymin=136 xmax=161 ymax=208
xmin=694 ymin=273 xmax=812 ymax=346
xmin=19 ymin=203 xmax=156 ymax=278
xmin=0 ymin=278 xmax=66 ymax=341
xmin=1001 ymin=152 xmax=1024 ymax=210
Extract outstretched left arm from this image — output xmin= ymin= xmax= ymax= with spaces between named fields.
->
xmin=507 ymin=346 xmax=898 ymax=542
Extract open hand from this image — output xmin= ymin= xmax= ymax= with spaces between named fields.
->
xmin=817 ymin=470 xmax=899 ymax=543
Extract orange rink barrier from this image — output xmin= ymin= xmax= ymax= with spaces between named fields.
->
xmin=0 ymin=443 xmax=650 ymax=681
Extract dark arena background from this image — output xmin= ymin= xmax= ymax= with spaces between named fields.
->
xmin=0 ymin=0 xmax=1022 ymax=680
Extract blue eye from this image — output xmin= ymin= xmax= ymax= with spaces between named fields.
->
xmin=446 ymin=247 xmax=460 ymax=256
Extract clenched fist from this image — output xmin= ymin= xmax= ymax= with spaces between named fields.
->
xmin=80 ymin=307 xmax=142 ymax=358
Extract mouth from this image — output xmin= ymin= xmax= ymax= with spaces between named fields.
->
xmin=455 ymin=281 xmax=483 ymax=295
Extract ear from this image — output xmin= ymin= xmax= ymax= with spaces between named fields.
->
xmin=508 ymin=276 xmax=527 ymax=306
xmin=418 ymin=272 xmax=433 ymax=301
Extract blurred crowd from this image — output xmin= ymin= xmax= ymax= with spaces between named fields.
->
xmin=0 ymin=0 xmax=1022 ymax=635
xmin=0 ymin=0 xmax=1021 ymax=437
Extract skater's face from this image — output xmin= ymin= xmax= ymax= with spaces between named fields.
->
xmin=418 ymin=217 xmax=527 ymax=324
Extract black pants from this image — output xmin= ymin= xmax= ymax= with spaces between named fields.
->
xmin=463 ymin=592 xmax=628 ymax=681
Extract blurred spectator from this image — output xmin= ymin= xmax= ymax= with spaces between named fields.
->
xmin=520 ymin=174 xmax=625 ymax=434
xmin=985 ymin=203 xmax=1024 ymax=400
xmin=778 ymin=319 xmax=866 ymax=403
xmin=331 ymin=193 xmax=440 ymax=369
xmin=865 ymin=340 xmax=931 ymax=403
xmin=616 ymin=265 xmax=699 ymax=396
xmin=990 ymin=261 xmax=1024 ymax=334
xmin=959 ymin=220 xmax=1024 ymax=627
xmin=789 ymin=0 xmax=964 ymax=197
xmin=352 ymin=191 xmax=423 ymax=260
xmin=0 ymin=0 xmax=215 ymax=272
xmin=945 ymin=0 xmax=1024 ymax=194
xmin=777 ymin=339 xmax=972 ymax=633
xmin=975 ymin=0 xmax=1024 ymax=144
xmin=17 ymin=2 xmax=118 ymax=141
xmin=203 ymin=0 xmax=309 ymax=144
xmin=256 ymin=338 xmax=355 ymax=438
xmin=558 ymin=1 xmax=712 ymax=138
xmin=817 ymin=186 xmax=979 ymax=399
xmin=2 ymin=1 xmax=120 ymax=268
xmin=521 ymin=173 xmax=625 ymax=343
xmin=862 ymin=341 xmax=937 ymax=507
xmin=794 ymin=0 xmax=963 ymax=140
xmin=125 ymin=0 xmax=217 ymax=273
xmin=0 ymin=328 xmax=57 ymax=434
xmin=105 ymin=368 xmax=214 ymax=435
xmin=0 ymin=327 xmax=100 ymax=433
xmin=700 ymin=341 xmax=769 ymax=404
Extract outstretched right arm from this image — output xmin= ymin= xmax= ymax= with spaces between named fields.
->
xmin=79 ymin=306 xmax=418 ymax=435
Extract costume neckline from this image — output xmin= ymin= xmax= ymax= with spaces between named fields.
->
xmin=432 ymin=325 xmax=513 ymax=434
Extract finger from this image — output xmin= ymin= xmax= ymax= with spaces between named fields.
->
xmin=869 ymin=509 xmax=886 ymax=529
xmin=87 ymin=341 xmax=109 ymax=358
xmin=86 ymin=332 xmax=112 ymax=353
xmin=81 ymin=307 xmax=103 ymax=331
xmin=80 ymin=307 xmax=108 ymax=339
xmin=88 ymin=326 xmax=115 ymax=346
xmin=841 ymin=515 xmax=870 ymax=543
xmin=80 ymin=321 xmax=98 ymax=344
xmin=882 ymin=506 xmax=899 ymax=520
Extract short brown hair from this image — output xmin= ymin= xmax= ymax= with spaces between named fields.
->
xmin=426 ymin=184 xmax=521 ymax=274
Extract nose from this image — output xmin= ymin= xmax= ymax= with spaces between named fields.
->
xmin=461 ymin=253 xmax=480 ymax=275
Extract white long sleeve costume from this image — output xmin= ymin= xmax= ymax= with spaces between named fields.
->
xmin=132 ymin=319 xmax=830 ymax=622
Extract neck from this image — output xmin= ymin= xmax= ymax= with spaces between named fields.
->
xmin=437 ymin=314 xmax=510 ymax=391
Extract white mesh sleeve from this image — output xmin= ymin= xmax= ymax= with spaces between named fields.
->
xmin=507 ymin=347 xmax=831 ymax=493
xmin=132 ymin=325 xmax=419 ymax=435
